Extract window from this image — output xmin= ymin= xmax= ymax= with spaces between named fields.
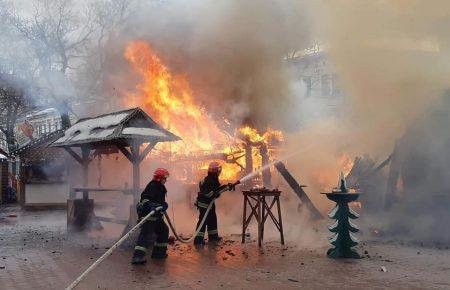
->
xmin=321 ymin=74 xmax=331 ymax=96
xmin=332 ymin=74 xmax=342 ymax=97
xmin=303 ymin=76 xmax=312 ymax=98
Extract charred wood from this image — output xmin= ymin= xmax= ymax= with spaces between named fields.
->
xmin=275 ymin=161 xmax=323 ymax=219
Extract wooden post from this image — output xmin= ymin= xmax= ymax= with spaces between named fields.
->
xmin=275 ymin=161 xmax=323 ymax=219
xmin=81 ymin=146 xmax=91 ymax=200
xmin=261 ymin=196 xmax=266 ymax=240
xmin=257 ymin=194 xmax=262 ymax=248
xmin=244 ymin=141 xmax=253 ymax=188
xmin=276 ymin=196 xmax=285 ymax=245
xmin=260 ymin=144 xmax=272 ymax=188
xmin=130 ymin=142 xmax=141 ymax=201
xmin=242 ymin=195 xmax=248 ymax=243
xmin=119 ymin=141 xmax=156 ymax=238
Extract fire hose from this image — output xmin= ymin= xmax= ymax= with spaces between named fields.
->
xmin=164 ymin=180 xmax=240 ymax=243
xmin=66 ymin=206 xmax=163 ymax=290
xmin=66 ymin=181 xmax=240 ymax=289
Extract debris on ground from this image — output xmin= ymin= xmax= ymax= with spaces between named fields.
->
xmin=225 ymin=250 xmax=235 ymax=256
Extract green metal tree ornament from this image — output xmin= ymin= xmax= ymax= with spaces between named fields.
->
xmin=323 ymin=172 xmax=361 ymax=259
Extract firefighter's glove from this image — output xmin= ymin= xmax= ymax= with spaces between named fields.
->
xmin=228 ymin=183 xmax=236 ymax=191
xmin=161 ymin=202 xmax=169 ymax=212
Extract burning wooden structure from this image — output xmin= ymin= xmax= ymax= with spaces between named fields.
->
xmin=50 ymin=107 xmax=180 ymax=231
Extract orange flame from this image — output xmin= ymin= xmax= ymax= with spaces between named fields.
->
xmin=124 ymin=41 xmax=283 ymax=181
xmin=125 ymin=41 xmax=227 ymax=153
xmin=239 ymin=126 xmax=284 ymax=144
xmin=339 ymin=153 xmax=355 ymax=176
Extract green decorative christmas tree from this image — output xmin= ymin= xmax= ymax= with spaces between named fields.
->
xmin=325 ymin=172 xmax=361 ymax=259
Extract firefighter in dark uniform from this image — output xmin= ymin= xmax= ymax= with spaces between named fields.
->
xmin=131 ymin=168 xmax=170 ymax=264
xmin=194 ymin=162 xmax=231 ymax=245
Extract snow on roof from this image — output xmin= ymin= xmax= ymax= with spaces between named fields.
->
xmin=122 ymin=127 xmax=168 ymax=138
xmin=51 ymin=108 xmax=180 ymax=147
xmin=57 ymin=113 xmax=129 ymax=144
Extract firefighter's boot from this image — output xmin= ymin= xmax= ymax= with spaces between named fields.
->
xmin=194 ymin=235 xmax=205 ymax=246
xmin=151 ymin=243 xmax=168 ymax=259
xmin=131 ymin=248 xmax=147 ymax=265
xmin=208 ymin=229 xmax=222 ymax=243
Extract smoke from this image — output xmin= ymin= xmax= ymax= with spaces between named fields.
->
xmin=107 ymin=0 xmax=313 ymax=130
xmin=295 ymin=1 xmax=450 ymax=243
xmin=305 ymin=0 xmax=450 ymax=152
xmin=7 ymin=0 xmax=450 ymax=245
xmin=102 ymin=0 xmax=450 ymax=244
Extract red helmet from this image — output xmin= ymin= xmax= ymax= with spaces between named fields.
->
xmin=153 ymin=168 xmax=170 ymax=181
xmin=208 ymin=162 xmax=222 ymax=174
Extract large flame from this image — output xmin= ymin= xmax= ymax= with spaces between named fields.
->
xmin=125 ymin=41 xmax=226 ymax=153
xmin=239 ymin=126 xmax=284 ymax=144
xmin=124 ymin=40 xmax=283 ymax=181
xmin=339 ymin=153 xmax=354 ymax=176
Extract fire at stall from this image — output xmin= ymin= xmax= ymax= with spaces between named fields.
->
xmin=122 ymin=41 xmax=284 ymax=187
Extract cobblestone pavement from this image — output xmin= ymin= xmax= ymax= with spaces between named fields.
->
xmin=1 ymin=205 xmax=449 ymax=290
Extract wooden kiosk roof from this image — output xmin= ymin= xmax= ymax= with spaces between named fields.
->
xmin=51 ymin=107 xmax=180 ymax=148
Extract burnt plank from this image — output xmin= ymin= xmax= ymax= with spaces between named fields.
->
xmin=275 ymin=161 xmax=323 ymax=219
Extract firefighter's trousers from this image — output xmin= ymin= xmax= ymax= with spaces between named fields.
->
xmin=134 ymin=217 xmax=169 ymax=258
xmin=195 ymin=204 xmax=219 ymax=241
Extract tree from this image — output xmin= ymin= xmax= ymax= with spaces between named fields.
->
xmin=77 ymin=0 xmax=133 ymax=103
xmin=7 ymin=0 xmax=135 ymax=119
xmin=0 ymin=74 xmax=33 ymax=152
xmin=0 ymin=0 xmax=137 ymax=142
xmin=7 ymin=0 xmax=97 ymax=127
xmin=10 ymin=0 xmax=94 ymax=74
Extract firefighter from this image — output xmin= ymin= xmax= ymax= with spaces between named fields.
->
xmin=131 ymin=168 xmax=170 ymax=264
xmin=194 ymin=162 xmax=231 ymax=246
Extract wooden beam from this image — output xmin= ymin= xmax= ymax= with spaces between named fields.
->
xmin=275 ymin=161 xmax=323 ymax=219
xmin=139 ymin=142 xmax=156 ymax=163
xmin=81 ymin=146 xmax=91 ymax=189
xmin=64 ymin=147 xmax=83 ymax=164
xmin=131 ymin=142 xmax=142 ymax=200
xmin=118 ymin=146 xmax=133 ymax=162
xmin=385 ymin=144 xmax=400 ymax=210
xmin=369 ymin=154 xmax=393 ymax=177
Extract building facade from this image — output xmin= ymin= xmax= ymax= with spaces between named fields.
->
xmin=15 ymin=108 xmax=68 ymax=147
xmin=287 ymin=46 xmax=348 ymax=126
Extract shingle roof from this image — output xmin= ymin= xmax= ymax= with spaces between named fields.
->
xmin=51 ymin=107 xmax=181 ymax=147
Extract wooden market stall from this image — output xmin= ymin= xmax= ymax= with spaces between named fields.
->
xmin=50 ymin=107 xmax=180 ymax=232
xmin=13 ymin=129 xmax=69 ymax=208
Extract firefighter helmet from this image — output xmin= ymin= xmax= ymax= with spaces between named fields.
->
xmin=208 ymin=162 xmax=222 ymax=174
xmin=153 ymin=168 xmax=170 ymax=181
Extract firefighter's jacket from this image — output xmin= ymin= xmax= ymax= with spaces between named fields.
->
xmin=136 ymin=180 xmax=168 ymax=220
xmin=196 ymin=174 xmax=227 ymax=209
